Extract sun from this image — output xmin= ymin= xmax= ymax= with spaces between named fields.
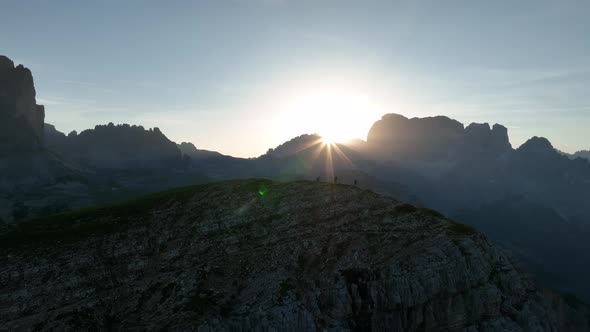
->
xmin=280 ymin=92 xmax=381 ymax=144
xmin=320 ymin=134 xmax=336 ymax=145
xmin=319 ymin=128 xmax=347 ymax=145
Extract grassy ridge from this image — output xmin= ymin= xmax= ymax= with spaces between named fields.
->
xmin=1 ymin=179 xmax=276 ymax=249
xmin=1 ymin=184 xmax=202 ymax=248
xmin=1 ymin=178 xmax=473 ymax=250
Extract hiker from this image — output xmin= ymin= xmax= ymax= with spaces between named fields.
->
xmin=354 ymin=179 xmax=357 ymax=186
xmin=334 ymin=176 xmax=338 ymax=184
xmin=316 ymin=176 xmax=320 ymax=182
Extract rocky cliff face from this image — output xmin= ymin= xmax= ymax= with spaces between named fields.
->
xmin=366 ymin=114 xmax=465 ymax=161
xmin=1 ymin=180 xmax=587 ymax=331
xmin=366 ymin=114 xmax=513 ymax=164
xmin=0 ymin=56 xmax=45 ymax=152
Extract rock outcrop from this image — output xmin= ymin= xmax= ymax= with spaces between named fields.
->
xmin=1 ymin=180 xmax=587 ymax=331
xmin=463 ymin=123 xmax=512 ymax=156
xmin=0 ymin=56 xmax=45 ymax=152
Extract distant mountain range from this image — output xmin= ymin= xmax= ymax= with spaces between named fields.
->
xmin=562 ymin=149 xmax=590 ymax=162
xmin=2 ymin=55 xmax=590 ymax=303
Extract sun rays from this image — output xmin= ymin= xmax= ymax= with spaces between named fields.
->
xmin=285 ymin=137 xmax=357 ymax=181
xmin=278 ymin=91 xmax=382 ymax=146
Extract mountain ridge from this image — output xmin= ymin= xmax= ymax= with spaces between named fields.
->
xmin=2 ymin=179 xmax=588 ymax=331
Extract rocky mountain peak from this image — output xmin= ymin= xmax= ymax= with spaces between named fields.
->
xmin=465 ymin=122 xmax=492 ymax=133
xmin=517 ymin=136 xmax=556 ymax=157
xmin=263 ymin=133 xmax=322 ymax=158
xmin=0 ymin=55 xmax=45 ymax=152
xmin=0 ymin=55 xmax=15 ymax=70
xmin=179 ymin=142 xmax=198 ymax=154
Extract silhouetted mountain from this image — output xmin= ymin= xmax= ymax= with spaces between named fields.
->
xmin=357 ymin=114 xmax=590 ymax=216
xmin=262 ymin=133 xmax=322 ymax=158
xmin=0 ymin=57 xmax=92 ymax=224
xmin=178 ymin=141 xmax=223 ymax=160
xmin=367 ymin=114 xmax=465 ymax=161
xmin=0 ymin=56 xmax=45 ymax=152
xmin=571 ymin=150 xmax=590 ymax=161
xmin=516 ymin=136 xmax=556 ymax=158
xmin=366 ymin=114 xmax=513 ymax=165
xmin=45 ymin=123 xmax=183 ymax=170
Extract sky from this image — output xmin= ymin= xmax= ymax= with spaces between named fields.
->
xmin=2 ymin=0 xmax=589 ymax=157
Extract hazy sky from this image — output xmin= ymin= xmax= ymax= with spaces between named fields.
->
xmin=2 ymin=0 xmax=589 ymax=157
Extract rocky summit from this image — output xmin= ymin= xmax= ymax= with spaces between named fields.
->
xmin=1 ymin=180 xmax=588 ymax=331
xmin=0 ymin=56 xmax=45 ymax=152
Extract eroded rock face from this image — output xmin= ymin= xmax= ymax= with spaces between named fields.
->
xmin=1 ymin=180 xmax=587 ymax=331
xmin=367 ymin=114 xmax=465 ymax=161
xmin=366 ymin=114 xmax=514 ymax=163
xmin=0 ymin=56 xmax=45 ymax=152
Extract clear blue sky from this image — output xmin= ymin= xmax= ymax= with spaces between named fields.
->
xmin=2 ymin=0 xmax=589 ymax=157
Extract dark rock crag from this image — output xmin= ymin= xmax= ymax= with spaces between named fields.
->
xmin=0 ymin=56 xmax=45 ymax=152
xmin=1 ymin=180 xmax=587 ymax=331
